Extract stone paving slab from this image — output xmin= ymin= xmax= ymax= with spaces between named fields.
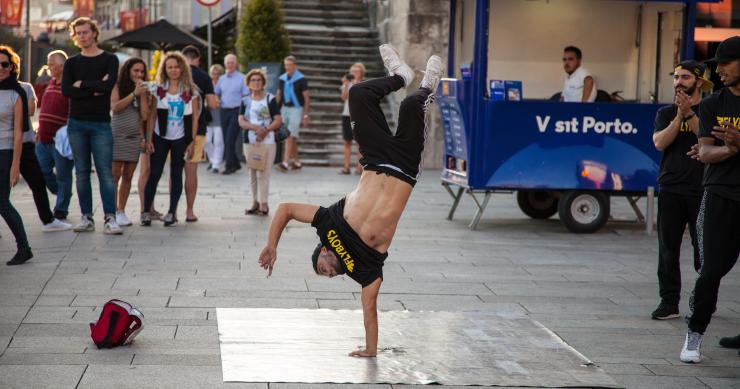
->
xmin=0 ymin=365 xmax=87 ymax=389
xmin=1 ymin=167 xmax=739 ymax=388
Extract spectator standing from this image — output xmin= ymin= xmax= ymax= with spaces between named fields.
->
xmin=650 ymin=60 xmax=711 ymax=321
xmin=141 ymin=52 xmax=200 ymax=227
xmin=339 ymin=62 xmax=365 ymax=175
xmin=0 ymin=45 xmax=34 ymax=264
xmin=276 ymin=55 xmax=310 ymax=172
xmin=239 ymin=69 xmax=282 ymax=216
xmin=206 ymin=64 xmax=224 ymax=173
xmin=215 ymin=54 xmax=248 ymax=175
xmin=182 ymin=46 xmax=218 ymax=222
xmin=61 ymin=17 xmax=122 ymax=234
xmin=110 ymin=57 xmax=150 ymax=227
xmin=36 ymin=50 xmax=74 ymax=220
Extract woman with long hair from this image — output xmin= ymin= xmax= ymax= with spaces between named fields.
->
xmin=339 ymin=62 xmax=365 ymax=175
xmin=141 ymin=52 xmax=200 ymax=227
xmin=239 ymin=69 xmax=282 ymax=216
xmin=111 ymin=57 xmax=150 ymax=227
xmin=0 ymin=45 xmax=33 ymax=264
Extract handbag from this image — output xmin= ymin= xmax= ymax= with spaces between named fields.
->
xmin=275 ymin=125 xmax=290 ymax=143
xmin=247 ymin=142 xmax=268 ymax=171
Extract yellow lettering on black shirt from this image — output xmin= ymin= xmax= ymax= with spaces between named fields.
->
xmin=326 ymin=229 xmax=355 ymax=272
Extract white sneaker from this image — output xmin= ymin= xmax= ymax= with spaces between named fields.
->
xmin=72 ymin=215 xmax=95 ymax=232
xmin=680 ymin=331 xmax=703 ymax=363
xmin=43 ymin=218 xmax=72 ymax=232
xmin=379 ymin=44 xmax=414 ymax=87
xmin=104 ymin=216 xmax=123 ymax=235
xmin=115 ymin=211 xmax=132 ymax=227
xmin=421 ymin=55 xmax=443 ymax=93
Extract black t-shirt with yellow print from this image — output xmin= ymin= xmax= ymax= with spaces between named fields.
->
xmin=653 ymin=104 xmax=704 ymax=196
xmin=698 ymin=88 xmax=740 ymax=201
xmin=311 ymin=198 xmax=388 ymax=287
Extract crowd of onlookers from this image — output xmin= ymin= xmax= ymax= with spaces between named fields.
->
xmin=0 ymin=17 xmax=366 ymax=265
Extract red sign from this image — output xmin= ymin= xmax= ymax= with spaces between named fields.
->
xmin=120 ymin=8 xmax=148 ymax=32
xmin=195 ymin=0 xmax=221 ymax=7
xmin=0 ymin=0 xmax=23 ymax=26
xmin=73 ymin=0 xmax=94 ymax=18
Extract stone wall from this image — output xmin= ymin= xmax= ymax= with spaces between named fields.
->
xmin=373 ymin=0 xmax=450 ymax=169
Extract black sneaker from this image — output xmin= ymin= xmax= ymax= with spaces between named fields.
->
xmin=719 ymin=334 xmax=740 ymax=349
xmin=651 ymin=303 xmax=680 ymax=320
xmin=6 ymin=247 xmax=33 ymax=266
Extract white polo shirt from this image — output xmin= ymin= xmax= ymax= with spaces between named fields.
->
xmin=562 ymin=66 xmax=596 ymax=102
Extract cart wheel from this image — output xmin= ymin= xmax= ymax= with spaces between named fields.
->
xmin=557 ymin=191 xmax=609 ymax=233
xmin=517 ymin=191 xmax=558 ymax=219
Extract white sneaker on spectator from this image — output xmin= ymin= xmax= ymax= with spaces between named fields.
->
xmin=104 ymin=215 xmax=123 ymax=235
xmin=73 ymin=215 xmax=95 ymax=232
xmin=680 ymin=331 xmax=703 ymax=363
xmin=379 ymin=44 xmax=414 ymax=87
xmin=421 ymin=55 xmax=443 ymax=93
xmin=116 ymin=211 xmax=132 ymax=227
xmin=43 ymin=219 xmax=72 ymax=232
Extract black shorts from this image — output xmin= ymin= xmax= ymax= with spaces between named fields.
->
xmin=348 ymin=76 xmax=433 ymax=187
xmin=341 ymin=116 xmax=353 ymax=141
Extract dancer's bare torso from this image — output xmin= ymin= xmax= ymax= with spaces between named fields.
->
xmin=343 ymin=171 xmax=413 ymax=253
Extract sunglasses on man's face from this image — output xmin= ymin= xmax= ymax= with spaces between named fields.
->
xmin=0 ymin=61 xmax=11 ymax=69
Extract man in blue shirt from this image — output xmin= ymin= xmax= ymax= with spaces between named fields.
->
xmin=215 ymin=54 xmax=249 ymax=175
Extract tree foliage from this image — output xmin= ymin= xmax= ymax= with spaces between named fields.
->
xmin=237 ymin=0 xmax=291 ymax=69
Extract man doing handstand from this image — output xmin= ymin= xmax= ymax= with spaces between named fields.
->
xmin=258 ymin=44 xmax=442 ymax=357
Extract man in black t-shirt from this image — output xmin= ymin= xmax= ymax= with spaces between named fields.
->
xmin=182 ymin=46 xmax=218 ymax=222
xmin=681 ymin=36 xmax=740 ymax=364
xmin=650 ymin=60 xmax=712 ymax=321
xmin=61 ymin=17 xmax=121 ymax=235
xmin=258 ymin=45 xmax=442 ymax=358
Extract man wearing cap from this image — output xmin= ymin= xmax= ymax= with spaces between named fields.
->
xmin=682 ymin=36 xmax=740 ymax=363
xmin=650 ymin=60 xmax=712 ymax=321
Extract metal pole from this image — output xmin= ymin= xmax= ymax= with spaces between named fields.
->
xmin=25 ymin=0 xmax=32 ymax=82
xmin=646 ymin=186 xmax=655 ymax=235
xmin=447 ymin=0 xmax=456 ymax=78
xmin=207 ymin=6 xmax=213 ymax=69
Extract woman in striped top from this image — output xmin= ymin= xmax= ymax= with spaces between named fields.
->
xmin=110 ymin=58 xmax=150 ymax=227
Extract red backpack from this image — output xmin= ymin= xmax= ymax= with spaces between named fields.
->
xmin=89 ymin=299 xmax=144 ymax=349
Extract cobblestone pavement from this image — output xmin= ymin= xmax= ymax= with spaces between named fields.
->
xmin=0 ymin=166 xmax=738 ymax=388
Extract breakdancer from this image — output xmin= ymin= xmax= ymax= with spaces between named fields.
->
xmin=259 ymin=44 xmax=442 ymax=357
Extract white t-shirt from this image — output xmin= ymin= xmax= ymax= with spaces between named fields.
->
xmin=562 ymin=67 xmax=596 ymax=102
xmin=246 ymin=96 xmax=275 ymax=144
xmin=154 ymin=90 xmax=195 ymax=140
xmin=340 ymin=82 xmax=353 ymax=116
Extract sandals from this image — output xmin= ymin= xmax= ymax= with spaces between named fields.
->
xmin=339 ymin=168 xmax=351 ymax=175
xmin=276 ymin=162 xmax=289 ymax=172
xmin=257 ymin=207 xmax=269 ymax=216
xmin=290 ymin=161 xmax=302 ymax=170
xmin=245 ymin=205 xmax=260 ymax=215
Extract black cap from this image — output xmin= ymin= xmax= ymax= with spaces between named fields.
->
xmin=708 ymin=36 xmax=740 ymax=64
xmin=672 ymin=60 xmax=714 ymax=91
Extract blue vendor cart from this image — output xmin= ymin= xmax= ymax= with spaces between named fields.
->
xmin=441 ymin=0 xmax=719 ymax=233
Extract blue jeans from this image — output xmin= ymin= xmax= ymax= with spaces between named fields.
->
xmin=52 ymin=146 xmax=75 ymax=217
xmin=35 ymin=142 xmax=58 ymax=195
xmin=0 ymin=150 xmax=29 ymax=249
xmin=67 ymin=118 xmax=116 ymax=216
